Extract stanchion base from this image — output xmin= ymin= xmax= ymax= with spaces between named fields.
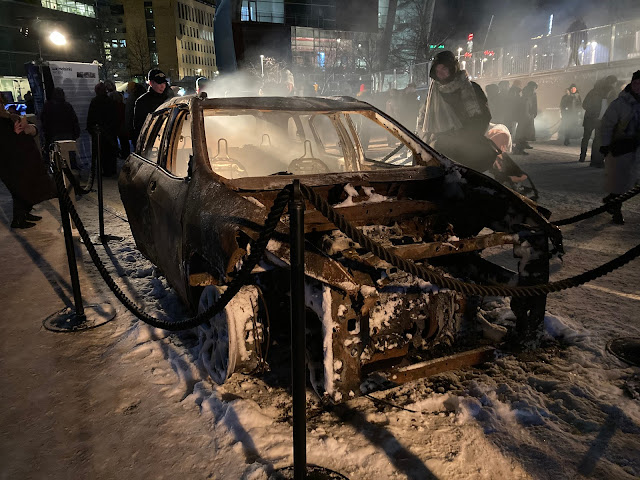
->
xmin=270 ymin=465 xmax=349 ymax=479
xmin=90 ymin=234 xmax=124 ymax=245
xmin=43 ymin=303 xmax=116 ymax=332
xmin=607 ymin=337 xmax=640 ymax=367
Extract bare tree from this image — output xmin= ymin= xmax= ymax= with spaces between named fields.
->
xmin=127 ymin=27 xmax=150 ymax=78
xmin=354 ymin=32 xmax=381 ymax=73
xmin=389 ymin=0 xmax=440 ymax=68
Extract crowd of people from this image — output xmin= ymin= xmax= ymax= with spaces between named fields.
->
xmin=1 ymin=59 xmax=638 ymax=230
xmin=406 ymin=50 xmax=639 ymax=225
xmin=0 ymin=68 xmax=173 ymax=229
xmin=86 ymin=69 xmax=173 ymax=177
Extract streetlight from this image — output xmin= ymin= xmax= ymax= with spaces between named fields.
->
xmin=260 ymin=54 xmax=264 ymax=78
xmin=49 ymin=31 xmax=66 ymax=46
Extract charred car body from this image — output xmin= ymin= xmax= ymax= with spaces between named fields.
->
xmin=119 ymin=95 xmax=562 ymax=402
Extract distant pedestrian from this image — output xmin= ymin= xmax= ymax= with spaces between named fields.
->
xmin=485 ymin=84 xmax=501 ymax=124
xmin=125 ymin=82 xmax=146 ymax=151
xmin=417 ymin=50 xmax=494 ymax=172
xmin=104 ymin=80 xmax=116 ymax=96
xmin=87 ymin=82 xmax=119 ymax=176
xmin=133 ymin=69 xmax=170 ymax=143
xmin=560 ymin=84 xmax=582 ymax=146
xmin=495 ymin=80 xmax=510 ymax=125
xmin=514 ymin=81 xmax=537 ymax=155
xmin=24 ymin=91 xmax=35 ymax=114
xmin=41 ymin=88 xmax=80 ymax=146
xmin=580 ymin=75 xmax=617 ymax=165
xmin=385 ymin=89 xmax=400 ymax=119
xmin=566 ymin=18 xmax=587 ymax=67
xmin=599 ymin=70 xmax=640 ymax=225
xmin=506 ymin=80 xmax=522 ymax=137
xmin=41 ymin=87 xmax=81 ymax=168
xmin=111 ymin=91 xmax=128 ymax=159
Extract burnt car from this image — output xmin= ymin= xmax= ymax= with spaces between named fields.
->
xmin=119 ymin=95 xmax=562 ymax=402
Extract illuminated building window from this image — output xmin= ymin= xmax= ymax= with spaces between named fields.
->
xmin=41 ymin=0 xmax=96 ymax=18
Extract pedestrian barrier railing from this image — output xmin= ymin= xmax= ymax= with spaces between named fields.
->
xmin=371 ymin=17 xmax=640 ymax=91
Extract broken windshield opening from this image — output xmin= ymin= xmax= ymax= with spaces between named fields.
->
xmin=345 ymin=113 xmax=417 ymax=168
xmin=202 ymin=109 xmax=352 ymax=178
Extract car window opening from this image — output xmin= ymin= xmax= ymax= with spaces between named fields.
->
xmin=200 ymin=110 xmax=417 ymax=179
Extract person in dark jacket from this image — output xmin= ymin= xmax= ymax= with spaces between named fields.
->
xmin=0 ymin=94 xmax=56 ymax=228
xmin=417 ymin=50 xmax=493 ymax=171
xmin=566 ymin=18 xmax=587 ymax=67
xmin=87 ymin=82 xmax=119 ymax=176
xmin=560 ymin=84 xmax=582 ymax=146
xmin=514 ymin=81 xmax=538 ymax=154
xmin=506 ymin=80 xmax=522 ymax=136
xmin=24 ymin=91 xmax=35 ymax=114
xmin=495 ymin=80 xmax=511 ymax=126
xmin=599 ymin=71 xmax=640 ymax=225
xmin=580 ymin=75 xmax=617 ymax=165
xmin=124 ymin=82 xmax=147 ymax=150
xmin=133 ymin=69 xmax=170 ymax=143
xmin=41 ymin=87 xmax=81 ymax=155
xmin=111 ymin=90 xmax=128 ymax=158
xmin=485 ymin=84 xmax=501 ymax=124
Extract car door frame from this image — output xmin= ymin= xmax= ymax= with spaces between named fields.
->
xmin=119 ymin=107 xmax=172 ymax=262
xmin=147 ymin=105 xmax=192 ymax=300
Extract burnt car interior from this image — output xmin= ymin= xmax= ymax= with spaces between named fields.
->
xmin=122 ymin=96 xmax=560 ymax=402
xmin=140 ymin=107 xmax=422 ymax=180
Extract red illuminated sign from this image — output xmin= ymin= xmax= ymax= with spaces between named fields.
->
xmin=468 ymin=33 xmax=474 ymax=41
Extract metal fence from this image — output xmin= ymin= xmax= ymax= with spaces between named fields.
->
xmin=371 ymin=17 xmax=640 ymax=91
xmin=373 ymin=62 xmax=430 ymax=92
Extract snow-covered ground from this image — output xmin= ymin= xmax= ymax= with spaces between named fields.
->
xmin=2 ymin=141 xmax=639 ymax=479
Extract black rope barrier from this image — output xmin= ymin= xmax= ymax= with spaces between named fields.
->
xmin=51 ymin=154 xmax=291 ymax=331
xmin=552 ymin=184 xmax=640 ymax=226
xmin=50 ymin=150 xmax=640 ymax=328
xmin=299 ymin=183 xmax=640 ymax=298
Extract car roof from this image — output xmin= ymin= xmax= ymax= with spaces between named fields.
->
xmin=167 ymin=95 xmax=377 ymax=112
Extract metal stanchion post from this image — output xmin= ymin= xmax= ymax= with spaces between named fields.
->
xmin=43 ymin=152 xmax=116 ymax=332
xmin=290 ymin=179 xmax=307 ymax=480
xmin=57 ymin=152 xmax=85 ymax=319
xmin=93 ymin=127 xmax=122 ymax=244
xmin=271 ymin=181 xmax=348 ymax=480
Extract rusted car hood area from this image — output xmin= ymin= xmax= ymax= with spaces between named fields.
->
xmin=228 ymin=164 xmax=560 ymax=295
